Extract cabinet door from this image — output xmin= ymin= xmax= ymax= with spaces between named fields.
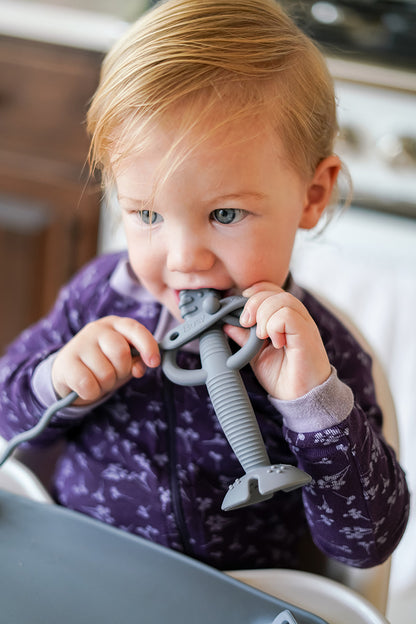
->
xmin=0 ymin=37 xmax=102 ymax=352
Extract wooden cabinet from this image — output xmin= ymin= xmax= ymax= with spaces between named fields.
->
xmin=0 ymin=36 xmax=103 ymax=352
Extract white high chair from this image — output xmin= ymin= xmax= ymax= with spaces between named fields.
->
xmin=227 ymin=294 xmax=399 ymax=618
xmin=0 ymin=441 xmax=53 ymax=503
xmin=312 ymin=294 xmax=399 ymax=615
xmin=0 ymin=295 xmax=399 ymax=617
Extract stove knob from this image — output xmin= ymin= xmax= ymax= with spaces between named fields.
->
xmin=376 ymin=134 xmax=416 ymax=168
xmin=336 ymin=125 xmax=361 ymax=154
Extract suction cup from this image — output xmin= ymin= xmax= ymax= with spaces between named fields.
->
xmin=221 ymin=464 xmax=312 ymax=511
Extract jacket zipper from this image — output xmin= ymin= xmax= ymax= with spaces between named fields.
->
xmin=162 ymin=374 xmax=194 ymax=557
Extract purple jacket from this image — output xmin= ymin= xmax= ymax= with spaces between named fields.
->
xmin=0 ymin=252 xmax=409 ymax=571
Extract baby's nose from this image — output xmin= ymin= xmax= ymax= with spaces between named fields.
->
xmin=166 ymin=236 xmax=215 ymax=273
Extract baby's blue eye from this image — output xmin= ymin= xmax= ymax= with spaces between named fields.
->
xmin=139 ymin=210 xmax=163 ymax=225
xmin=211 ymin=208 xmax=246 ymax=224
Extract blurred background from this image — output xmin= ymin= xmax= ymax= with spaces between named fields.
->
xmin=0 ymin=1 xmax=415 ymax=622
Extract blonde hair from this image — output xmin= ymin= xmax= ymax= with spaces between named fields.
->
xmin=87 ymin=0 xmax=340 ymax=202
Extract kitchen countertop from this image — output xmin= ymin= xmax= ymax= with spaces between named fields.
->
xmin=1 ymin=0 xmax=415 ymax=93
xmin=0 ymin=0 xmax=148 ymax=51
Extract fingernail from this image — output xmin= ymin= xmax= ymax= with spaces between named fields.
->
xmin=240 ymin=309 xmax=250 ymax=326
xmin=132 ymin=361 xmax=145 ymax=378
xmin=150 ymin=354 xmax=161 ymax=367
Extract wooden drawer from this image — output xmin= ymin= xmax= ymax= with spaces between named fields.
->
xmin=0 ymin=36 xmax=103 ymax=352
xmin=0 ymin=36 xmax=102 ymax=166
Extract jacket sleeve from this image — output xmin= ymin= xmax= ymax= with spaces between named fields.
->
xmin=275 ymin=298 xmax=410 ymax=568
xmin=0 ymin=282 xmax=89 ymax=445
xmin=0 ymin=254 xmax=121 ymax=446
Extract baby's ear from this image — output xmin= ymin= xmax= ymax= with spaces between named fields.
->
xmin=299 ymin=155 xmax=341 ymax=229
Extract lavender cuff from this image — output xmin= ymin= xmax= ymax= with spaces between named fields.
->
xmin=269 ymin=366 xmax=354 ymax=433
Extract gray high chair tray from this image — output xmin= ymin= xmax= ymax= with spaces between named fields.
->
xmin=0 ymin=490 xmax=328 ymax=624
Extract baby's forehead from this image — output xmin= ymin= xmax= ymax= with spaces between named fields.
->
xmin=111 ymin=113 xmax=296 ymax=208
xmin=114 ymin=99 xmax=278 ymax=163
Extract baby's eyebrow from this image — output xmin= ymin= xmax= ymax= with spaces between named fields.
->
xmin=207 ymin=191 xmax=267 ymax=203
xmin=118 ymin=195 xmax=150 ymax=207
xmin=118 ymin=195 xmax=141 ymax=202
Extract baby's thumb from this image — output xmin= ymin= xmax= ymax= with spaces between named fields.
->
xmin=223 ymin=324 xmax=249 ymax=347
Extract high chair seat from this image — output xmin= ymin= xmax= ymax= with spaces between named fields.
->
xmin=0 ymin=438 xmax=52 ymax=503
xmin=226 ymin=568 xmax=389 ymax=624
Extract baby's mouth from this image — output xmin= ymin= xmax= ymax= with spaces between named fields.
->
xmin=174 ymin=287 xmax=235 ymax=304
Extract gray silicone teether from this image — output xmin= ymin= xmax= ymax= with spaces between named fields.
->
xmin=161 ymin=289 xmax=311 ymax=511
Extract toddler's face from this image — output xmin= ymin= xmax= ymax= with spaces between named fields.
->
xmin=113 ymin=115 xmax=314 ymax=320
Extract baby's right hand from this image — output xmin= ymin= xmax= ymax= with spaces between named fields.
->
xmin=51 ymin=316 xmax=160 ymax=405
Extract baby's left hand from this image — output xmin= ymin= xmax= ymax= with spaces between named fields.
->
xmin=224 ymin=282 xmax=331 ymax=400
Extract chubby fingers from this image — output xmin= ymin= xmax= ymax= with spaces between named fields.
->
xmin=240 ymin=282 xmax=284 ymax=326
xmin=109 ymin=316 xmax=161 ymax=371
xmin=52 ymin=316 xmax=160 ymax=403
xmin=237 ymin=283 xmax=331 ymax=398
xmin=83 ymin=316 xmax=160 ymax=385
xmin=242 ymin=281 xmax=282 ymax=298
xmin=240 ymin=288 xmax=310 ymax=350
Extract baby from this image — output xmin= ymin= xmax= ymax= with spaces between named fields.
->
xmin=0 ymin=0 xmax=409 ymax=572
